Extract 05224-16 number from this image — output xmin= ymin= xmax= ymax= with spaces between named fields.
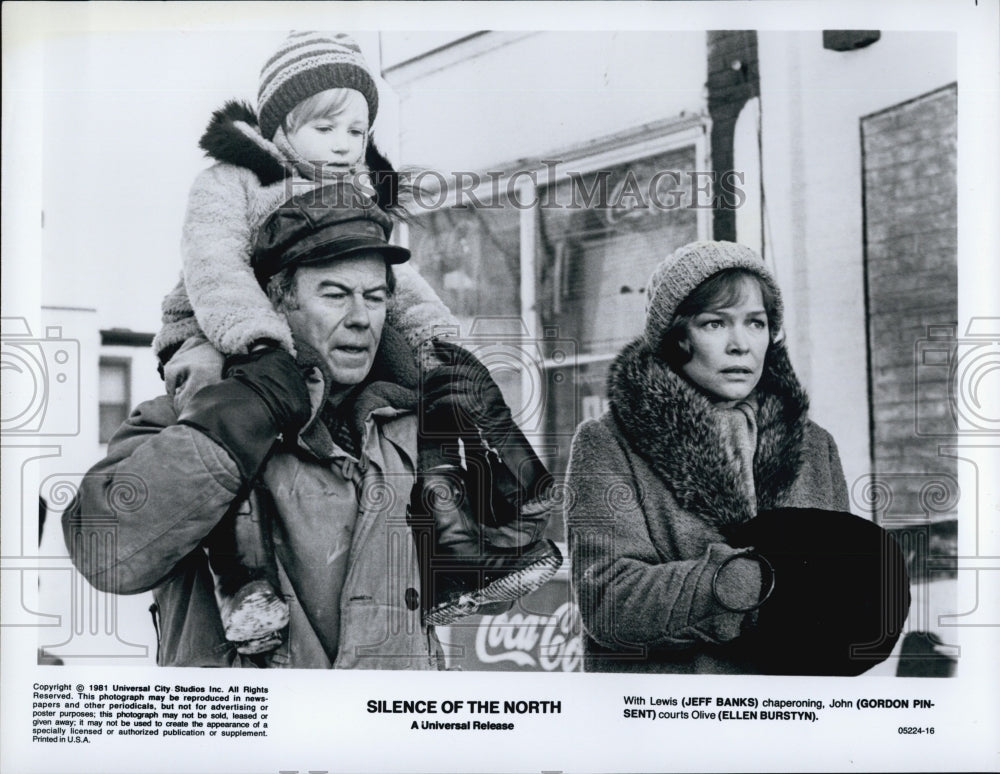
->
xmin=898 ymin=727 xmax=935 ymax=734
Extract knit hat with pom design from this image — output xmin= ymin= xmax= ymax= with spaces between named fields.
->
xmin=644 ymin=241 xmax=784 ymax=348
xmin=258 ymin=31 xmax=379 ymax=140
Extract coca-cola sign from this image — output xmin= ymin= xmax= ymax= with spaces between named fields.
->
xmin=474 ymin=601 xmax=583 ymax=672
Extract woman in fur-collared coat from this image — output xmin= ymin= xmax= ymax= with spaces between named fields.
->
xmin=564 ymin=241 xmax=849 ymax=674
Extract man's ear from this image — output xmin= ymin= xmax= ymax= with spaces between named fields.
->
xmin=678 ymin=337 xmax=691 ymax=355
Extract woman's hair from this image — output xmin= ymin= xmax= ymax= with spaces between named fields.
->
xmin=283 ymin=88 xmax=370 ymax=134
xmin=657 ymin=268 xmax=779 ymax=369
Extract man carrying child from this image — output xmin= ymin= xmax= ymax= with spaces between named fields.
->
xmin=64 ymin=31 xmax=561 ymax=667
xmin=66 ymin=178 xmax=559 ymax=667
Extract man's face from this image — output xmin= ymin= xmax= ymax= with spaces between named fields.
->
xmin=283 ymin=253 xmax=388 ymax=394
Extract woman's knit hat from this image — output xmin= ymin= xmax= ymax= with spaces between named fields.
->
xmin=258 ymin=31 xmax=379 ymax=140
xmin=644 ymin=240 xmax=784 ymax=347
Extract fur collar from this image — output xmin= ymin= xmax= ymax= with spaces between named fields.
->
xmin=198 ymin=100 xmax=404 ymax=208
xmin=200 ymin=100 xmax=286 ymax=185
xmin=607 ymin=337 xmax=809 ymax=526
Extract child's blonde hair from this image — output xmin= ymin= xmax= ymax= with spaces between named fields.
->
xmin=283 ymin=88 xmax=371 ymax=134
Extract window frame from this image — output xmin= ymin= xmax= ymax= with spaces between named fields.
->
xmin=399 ymin=113 xmax=713 ymax=456
xmin=97 ymin=356 xmax=131 ymax=445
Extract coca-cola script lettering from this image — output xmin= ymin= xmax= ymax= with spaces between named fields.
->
xmin=475 ymin=602 xmax=583 ymax=671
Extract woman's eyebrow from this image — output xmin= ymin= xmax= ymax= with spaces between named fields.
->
xmin=697 ymin=306 xmax=767 ymax=318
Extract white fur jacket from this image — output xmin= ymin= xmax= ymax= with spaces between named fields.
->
xmin=153 ymin=101 xmax=457 ymax=361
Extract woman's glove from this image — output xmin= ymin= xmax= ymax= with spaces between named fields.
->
xmin=178 ymin=346 xmax=311 ymax=482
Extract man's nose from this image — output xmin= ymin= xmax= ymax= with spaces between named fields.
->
xmin=343 ymin=293 xmax=371 ymax=327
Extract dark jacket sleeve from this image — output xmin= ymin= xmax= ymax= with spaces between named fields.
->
xmin=62 ymin=395 xmax=243 ymax=594
xmin=565 ymin=419 xmax=763 ymax=651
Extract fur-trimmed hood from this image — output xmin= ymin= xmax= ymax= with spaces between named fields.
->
xmin=198 ymin=100 xmax=402 ymax=208
xmin=607 ymin=336 xmax=809 ymax=527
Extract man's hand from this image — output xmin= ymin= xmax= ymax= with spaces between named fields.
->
xmin=178 ymin=345 xmax=311 ymax=481
xmin=222 ymin=346 xmax=312 ymax=434
xmin=163 ymin=335 xmax=226 ymax=415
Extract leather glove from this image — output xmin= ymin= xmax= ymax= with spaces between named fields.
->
xmin=162 ymin=334 xmax=226 ymax=415
xmin=422 ymin=339 xmax=512 ymax=436
xmin=178 ymin=346 xmax=311 ymax=482
xmin=421 ymin=340 xmax=553 ymax=504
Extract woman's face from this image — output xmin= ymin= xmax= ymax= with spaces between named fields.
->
xmin=680 ymin=276 xmax=769 ymax=403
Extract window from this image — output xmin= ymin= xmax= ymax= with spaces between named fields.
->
xmin=535 ymin=142 xmax=707 ymax=474
xmin=98 ymin=357 xmax=130 ymax=443
xmin=407 ymin=116 xmax=711 ymax=534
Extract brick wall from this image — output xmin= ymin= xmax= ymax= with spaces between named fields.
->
xmin=861 ymin=84 xmax=958 ymax=528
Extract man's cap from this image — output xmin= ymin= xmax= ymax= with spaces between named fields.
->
xmin=253 ymin=183 xmax=410 ymax=286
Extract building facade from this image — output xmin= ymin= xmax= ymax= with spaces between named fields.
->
xmin=12 ymin=29 xmax=959 ymax=672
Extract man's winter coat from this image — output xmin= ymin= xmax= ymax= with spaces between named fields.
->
xmin=564 ymin=337 xmax=849 ymax=673
xmin=64 ymin=330 xmax=443 ymax=669
xmin=153 ymin=101 xmax=455 ymax=361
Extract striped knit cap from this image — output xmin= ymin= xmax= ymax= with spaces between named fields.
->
xmin=258 ymin=31 xmax=379 ymax=140
xmin=644 ymin=240 xmax=784 ymax=347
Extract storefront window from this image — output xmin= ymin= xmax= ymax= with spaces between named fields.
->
xmin=536 ymin=145 xmax=699 ymax=359
xmin=407 ymin=123 xmax=709 ymax=530
xmin=407 ymin=204 xmax=521 ymax=323
xmin=536 ymin=145 xmax=701 ymax=475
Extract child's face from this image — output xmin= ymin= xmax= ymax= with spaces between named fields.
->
xmin=286 ymin=89 xmax=368 ymax=169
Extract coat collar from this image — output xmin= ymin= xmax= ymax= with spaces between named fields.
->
xmin=294 ymin=324 xmax=419 ymax=463
xmin=607 ymin=337 xmax=809 ymax=526
xmin=200 ymin=100 xmax=286 ymax=185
